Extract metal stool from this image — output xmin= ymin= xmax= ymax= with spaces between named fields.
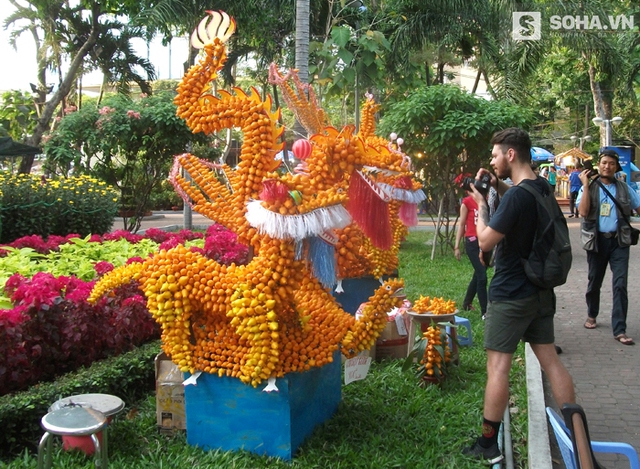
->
xmin=49 ymin=393 xmax=124 ymax=461
xmin=38 ymin=406 xmax=107 ymax=469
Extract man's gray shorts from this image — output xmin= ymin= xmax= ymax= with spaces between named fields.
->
xmin=484 ymin=289 xmax=556 ymax=353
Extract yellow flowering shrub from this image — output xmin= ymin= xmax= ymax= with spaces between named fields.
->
xmin=0 ymin=173 xmax=119 ymax=243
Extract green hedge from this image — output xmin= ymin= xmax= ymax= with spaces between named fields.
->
xmin=0 ymin=173 xmax=119 ymax=243
xmin=0 ymin=340 xmax=161 ymax=460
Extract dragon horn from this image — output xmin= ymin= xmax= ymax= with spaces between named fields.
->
xmin=191 ymin=11 xmax=236 ymax=49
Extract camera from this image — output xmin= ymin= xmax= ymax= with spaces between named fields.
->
xmin=461 ymin=173 xmax=492 ymax=195
xmin=584 ymin=161 xmax=598 ymax=178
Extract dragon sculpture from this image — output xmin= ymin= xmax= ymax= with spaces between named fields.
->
xmin=90 ymin=11 xmax=420 ymax=387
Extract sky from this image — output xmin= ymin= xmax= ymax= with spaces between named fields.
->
xmin=0 ymin=13 xmax=190 ymax=94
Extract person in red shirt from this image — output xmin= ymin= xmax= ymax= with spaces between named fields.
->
xmin=454 ymin=190 xmax=492 ymax=318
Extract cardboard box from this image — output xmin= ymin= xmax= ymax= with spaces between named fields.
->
xmin=375 ymin=310 xmax=415 ymax=360
xmin=184 ymin=350 xmax=342 ymax=460
xmin=155 ymin=352 xmax=186 ymax=433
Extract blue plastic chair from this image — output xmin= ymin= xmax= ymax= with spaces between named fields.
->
xmin=546 ymin=406 xmax=639 ymax=469
xmin=454 ymin=316 xmax=472 ymax=346
xmin=446 ymin=315 xmax=472 ymax=347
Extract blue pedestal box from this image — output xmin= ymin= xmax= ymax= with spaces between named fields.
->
xmin=184 ymin=351 xmax=342 ymax=460
xmin=333 ymin=275 xmax=396 ymax=314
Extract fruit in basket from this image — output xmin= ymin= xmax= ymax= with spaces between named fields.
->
xmin=411 ymin=295 xmax=456 ymax=315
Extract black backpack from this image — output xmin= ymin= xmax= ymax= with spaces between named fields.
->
xmin=518 ymin=181 xmax=572 ymax=289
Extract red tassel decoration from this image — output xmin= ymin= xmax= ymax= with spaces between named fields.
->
xmin=399 ymin=202 xmax=418 ymax=226
xmin=259 ymin=179 xmax=288 ymax=203
xmin=347 ymin=171 xmax=392 ymax=250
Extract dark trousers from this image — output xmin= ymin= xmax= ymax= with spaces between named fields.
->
xmin=586 ymin=235 xmax=630 ymax=336
xmin=463 ymin=237 xmax=489 ymax=314
xmin=569 ymin=191 xmax=579 ymax=216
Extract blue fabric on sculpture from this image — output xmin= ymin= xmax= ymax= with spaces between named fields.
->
xmin=307 ymin=236 xmax=336 ymax=289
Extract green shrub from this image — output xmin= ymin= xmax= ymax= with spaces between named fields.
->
xmin=149 ymin=179 xmax=183 ymax=210
xmin=0 ymin=340 xmax=161 ymax=460
xmin=0 ymin=173 xmax=119 ymax=243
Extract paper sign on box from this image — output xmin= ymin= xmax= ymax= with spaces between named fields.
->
xmin=344 ymin=354 xmax=372 ymax=385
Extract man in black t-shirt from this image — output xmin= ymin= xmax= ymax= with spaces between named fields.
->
xmin=462 ymin=128 xmax=575 ymax=465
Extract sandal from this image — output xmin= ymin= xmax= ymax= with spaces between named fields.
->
xmin=584 ymin=318 xmax=597 ymax=329
xmin=615 ymin=334 xmax=635 ymax=346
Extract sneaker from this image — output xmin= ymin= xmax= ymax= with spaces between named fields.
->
xmin=462 ymin=439 xmax=504 ymax=465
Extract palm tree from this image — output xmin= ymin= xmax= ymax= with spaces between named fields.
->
xmin=293 ymin=0 xmax=310 ymax=138
xmin=87 ymin=23 xmax=156 ymax=103
xmin=4 ymin=0 xmax=157 ymax=173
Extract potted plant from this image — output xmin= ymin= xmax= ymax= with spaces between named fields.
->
xmin=403 ymin=323 xmax=455 ymax=386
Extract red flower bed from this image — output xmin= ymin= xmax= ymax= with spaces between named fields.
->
xmin=0 ymin=272 xmax=158 ymax=396
xmin=0 ymin=224 xmax=249 ymax=396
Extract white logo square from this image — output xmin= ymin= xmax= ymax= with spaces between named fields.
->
xmin=512 ymin=12 xmax=541 ymax=40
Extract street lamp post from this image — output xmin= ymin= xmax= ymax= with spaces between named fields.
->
xmin=592 ymin=116 xmax=623 ymax=147
xmin=570 ymin=135 xmax=592 ymax=150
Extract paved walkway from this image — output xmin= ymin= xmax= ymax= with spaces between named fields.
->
xmin=111 ymin=211 xmax=440 ymax=233
xmin=111 ymin=210 xmax=214 ymax=233
xmin=550 ymin=216 xmax=640 ymax=468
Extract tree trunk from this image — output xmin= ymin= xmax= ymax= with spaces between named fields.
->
xmin=588 ymin=62 xmax=612 ymax=147
xmin=472 ymin=69 xmax=481 ymax=94
xmin=583 ymin=103 xmax=590 ymax=137
xmin=29 ymin=24 xmax=47 ymax=119
xmin=184 ymin=41 xmax=198 ymax=74
xmin=482 ymin=69 xmax=497 ymax=100
xmin=21 ymin=3 xmax=102 ymax=174
xmin=293 ymin=0 xmax=310 ymax=139
xmin=272 ymin=83 xmax=291 ymax=168
xmin=97 ymin=74 xmax=107 ymax=106
xmin=431 ymin=197 xmax=444 ymax=261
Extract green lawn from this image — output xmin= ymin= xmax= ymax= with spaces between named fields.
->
xmin=1 ymin=231 xmax=529 ymax=469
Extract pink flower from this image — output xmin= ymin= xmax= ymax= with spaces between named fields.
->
xmin=144 ymin=228 xmax=172 ymax=243
xmin=102 ymin=230 xmax=144 ymax=243
xmin=203 ymin=224 xmax=249 ymax=265
xmin=158 ymin=237 xmax=183 ymax=251
xmin=94 ymin=261 xmax=115 ymax=276
xmin=64 ymin=277 xmax=95 ymax=302
xmin=44 ymin=236 xmax=66 ymax=252
xmin=4 ymin=273 xmax=26 ymax=297
xmin=178 ymin=229 xmax=203 ymax=241
xmin=99 ymin=106 xmax=115 ymax=115
xmin=0 ymin=308 xmax=24 ymax=326
xmin=64 ymin=105 xmax=77 ymax=114
xmin=126 ymin=110 xmax=141 ymax=119
xmin=122 ymin=295 xmax=145 ymax=307
xmin=126 ymin=257 xmax=144 ymax=264
xmin=11 ymin=235 xmax=51 ymax=254
xmin=190 ymin=246 xmax=205 ymax=256
xmin=10 ymin=272 xmax=64 ymax=310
